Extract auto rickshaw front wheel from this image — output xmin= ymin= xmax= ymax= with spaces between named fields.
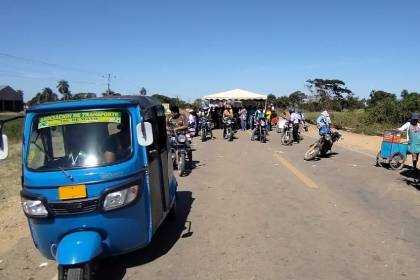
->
xmin=58 ymin=263 xmax=91 ymax=280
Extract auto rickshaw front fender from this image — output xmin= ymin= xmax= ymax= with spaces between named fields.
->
xmin=56 ymin=231 xmax=103 ymax=265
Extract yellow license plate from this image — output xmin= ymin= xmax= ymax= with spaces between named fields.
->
xmin=58 ymin=185 xmax=87 ymax=200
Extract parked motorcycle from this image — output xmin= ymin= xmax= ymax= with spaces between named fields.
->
xmin=223 ymin=118 xmax=235 ymax=141
xmin=170 ymin=131 xmax=193 ymax=176
xmin=304 ymin=129 xmax=341 ymax=160
xmin=251 ymin=119 xmax=267 ymax=143
xmin=199 ymin=116 xmax=213 ymax=142
xmin=281 ymin=121 xmax=294 ymax=145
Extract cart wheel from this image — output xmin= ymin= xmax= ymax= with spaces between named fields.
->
xmin=376 ymin=151 xmax=383 ymax=167
xmin=390 ymin=153 xmax=404 ymax=170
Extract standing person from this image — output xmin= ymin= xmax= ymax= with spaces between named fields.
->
xmin=223 ymin=104 xmax=234 ymax=138
xmin=249 ymin=106 xmax=256 ymax=130
xmin=398 ymin=112 xmax=420 ymax=169
xmin=265 ymin=107 xmax=272 ymax=131
xmin=239 ymin=106 xmax=248 ymax=131
xmin=290 ymin=108 xmax=300 ymax=143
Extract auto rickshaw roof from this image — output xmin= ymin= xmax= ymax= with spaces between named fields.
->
xmin=27 ymin=96 xmax=164 ymax=120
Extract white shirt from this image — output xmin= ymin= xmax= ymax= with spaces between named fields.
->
xmin=290 ymin=112 xmax=300 ymax=124
xmin=398 ymin=122 xmax=420 ymax=141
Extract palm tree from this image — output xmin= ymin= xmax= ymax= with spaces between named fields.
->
xmin=41 ymin=87 xmax=57 ymax=102
xmin=57 ymin=80 xmax=72 ymax=100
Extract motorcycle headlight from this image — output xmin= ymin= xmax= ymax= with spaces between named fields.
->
xmin=103 ymin=185 xmax=139 ymax=211
xmin=227 ymin=120 xmax=232 ymax=124
xmin=177 ymin=134 xmax=187 ymax=143
xmin=21 ymin=196 xmax=49 ymax=218
xmin=325 ymin=135 xmax=331 ymax=141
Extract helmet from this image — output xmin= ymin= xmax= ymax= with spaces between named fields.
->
xmin=411 ymin=112 xmax=420 ymax=120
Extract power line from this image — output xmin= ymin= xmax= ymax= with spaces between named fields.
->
xmin=0 ymin=52 xmax=102 ymax=76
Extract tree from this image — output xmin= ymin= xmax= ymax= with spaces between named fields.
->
xmin=102 ymin=89 xmax=121 ymax=97
xmin=306 ymin=79 xmax=352 ymax=110
xmin=367 ymin=90 xmax=396 ymax=107
xmin=267 ymin=94 xmax=276 ymax=106
xmin=288 ymin=91 xmax=306 ymax=107
xmin=139 ymin=87 xmax=147 ymax=96
xmin=57 ymin=80 xmax=72 ymax=100
xmin=276 ymin=96 xmax=290 ymax=109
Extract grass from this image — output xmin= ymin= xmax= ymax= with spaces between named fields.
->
xmin=305 ymin=110 xmax=395 ymax=135
xmin=0 ymin=143 xmax=21 ymax=201
xmin=0 ymin=113 xmax=24 ymax=201
xmin=0 ymin=113 xmax=24 ymax=143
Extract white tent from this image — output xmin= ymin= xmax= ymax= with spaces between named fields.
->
xmin=203 ymin=88 xmax=267 ymax=101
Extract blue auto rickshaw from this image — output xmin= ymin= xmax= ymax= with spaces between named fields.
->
xmin=0 ymin=96 xmax=178 ymax=279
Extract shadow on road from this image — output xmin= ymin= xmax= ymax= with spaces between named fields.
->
xmin=399 ymin=169 xmax=420 ymax=191
xmin=93 ymin=191 xmax=195 ymax=280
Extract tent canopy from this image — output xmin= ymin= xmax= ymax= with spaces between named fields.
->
xmin=203 ymin=89 xmax=267 ymax=101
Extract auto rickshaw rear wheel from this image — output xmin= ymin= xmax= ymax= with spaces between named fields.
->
xmin=390 ymin=153 xmax=404 ymax=170
xmin=59 ymin=263 xmax=91 ymax=280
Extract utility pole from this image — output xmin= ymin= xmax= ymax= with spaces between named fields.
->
xmin=102 ymin=73 xmax=116 ymax=94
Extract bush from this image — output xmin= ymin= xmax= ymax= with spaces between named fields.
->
xmin=305 ymin=110 xmax=395 ymax=135
xmin=1 ymin=118 xmax=24 ymax=143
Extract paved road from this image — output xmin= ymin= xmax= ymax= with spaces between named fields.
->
xmin=95 ymin=129 xmax=420 ymax=280
xmin=2 ymin=129 xmax=420 ymax=280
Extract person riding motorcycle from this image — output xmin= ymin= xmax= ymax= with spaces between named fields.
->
xmin=251 ymin=107 xmax=266 ymax=140
xmin=223 ymin=104 xmax=234 ymax=138
xmin=289 ymin=108 xmax=301 ymax=143
xmin=316 ymin=110 xmax=332 ymax=135
xmin=398 ymin=112 xmax=420 ymax=169
xmin=167 ymin=105 xmax=188 ymax=132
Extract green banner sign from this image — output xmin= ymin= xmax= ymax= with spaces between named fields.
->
xmin=38 ymin=111 xmax=121 ymax=129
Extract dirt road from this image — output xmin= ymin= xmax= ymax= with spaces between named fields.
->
xmin=1 ymin=129 xmax=420 ymax=279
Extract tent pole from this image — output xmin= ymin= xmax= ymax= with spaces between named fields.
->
xmin=264 ymin=98 xmax=267 ymax=111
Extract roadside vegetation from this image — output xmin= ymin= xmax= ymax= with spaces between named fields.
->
xmin=265 ymin=79 xmax=420 ymax=135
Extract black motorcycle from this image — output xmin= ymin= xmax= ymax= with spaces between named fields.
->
xmin=199 ymin=116 xmax=213 ymax=142
xmin=223 ymin=118 xmax=235 ymax=141
xmin=251 ymin=119 xmax=267 ymax=143
xmin=170 ymin=131 xmax=193 ymax=176
xmin=304 ymin=130 xmax=341 ymax=160
xmin=281 ymin=121 xmax=294 ymax=145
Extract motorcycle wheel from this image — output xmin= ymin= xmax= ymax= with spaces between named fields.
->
xmin=59 ymin=264 xmax=91 ymax=280
xmin=304 ymin=145 xmax=319 ymax=161
xmin=281 ymin=132 xmax=292 ymax=146
xmin=178 ymin=155 xmax=186 ymax=176
xmin=260 ymin=129 xmax=266 ymax=143
xmin=389 ymin=153 xmax=404 ymax=170
xmin=201 ymin=128 xmax=206 ymax=142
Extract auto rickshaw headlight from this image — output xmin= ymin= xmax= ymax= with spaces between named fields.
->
xmin=21 ymin=198 xmax=48 ymax=217
xmin=103 ymin=185 xmax=139 ymax=211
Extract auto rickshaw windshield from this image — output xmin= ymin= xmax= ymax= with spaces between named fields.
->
xmin=26 ymin=110 xmax=132 ymax=171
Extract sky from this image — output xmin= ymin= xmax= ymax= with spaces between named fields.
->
xmin=0 ymin=0 xmax=419 ymax=101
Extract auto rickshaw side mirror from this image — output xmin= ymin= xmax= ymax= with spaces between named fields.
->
xmin=0 ymin=134 xmax=9 ymax=160
xmin=137 ymin=122 xmax=154 ymax=146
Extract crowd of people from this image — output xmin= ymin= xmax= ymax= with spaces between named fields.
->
xmin=166 ymin=102 xmax=309 ymax=143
